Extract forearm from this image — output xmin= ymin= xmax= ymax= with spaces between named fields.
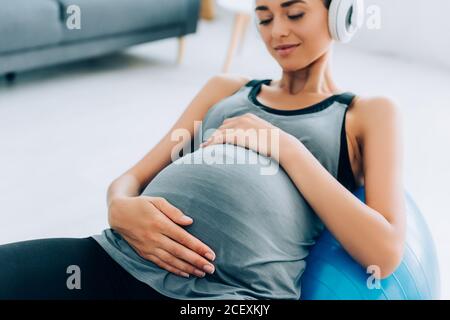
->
xmin=278 ymin=134 xmax=400 ymax=276
xmin=106 ymin=173 xmax=142 ymax=209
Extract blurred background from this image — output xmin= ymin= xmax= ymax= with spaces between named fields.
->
xmin=0 ymin=0 xmax=449 ymax=299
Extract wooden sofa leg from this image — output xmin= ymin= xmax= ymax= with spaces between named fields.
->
xmin=177 ymin=36 xmax=185 ymax=65
xmin=201 ymin=0 xmax=215 ymax=20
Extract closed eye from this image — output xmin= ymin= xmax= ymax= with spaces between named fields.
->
xmin=259 ymin=13 xmax=305 ymax=25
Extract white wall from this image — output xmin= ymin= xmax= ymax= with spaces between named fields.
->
xmin=349 ymin=0 xmax=450 ymax=69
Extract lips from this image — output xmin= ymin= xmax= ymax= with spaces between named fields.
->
xmin=274 ymin=44 xmax=300 ymax=56
xmin=274 ymin=44 xmax=300 ymax=50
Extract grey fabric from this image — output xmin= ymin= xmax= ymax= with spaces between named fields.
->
xmin=57 ymin=0 xmax=190 ymax=42
xmin=0 ymin=26 xmax=183 ymax=75
xmin=0 ymin=0 xmax=200 ymax=75
xmin=0 ymin=0 xmax=63 ymax=54
xmin=93 ymin=81 xmax=353 ymax=300
xmin=182 ymin=0 xmax=202 ymax=34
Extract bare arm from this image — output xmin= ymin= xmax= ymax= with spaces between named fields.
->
xmin=278 ymin=97 xmax=407 ymax=279
xmin=107 ymin=174 xmax=141 ymax=209
xmin=106 ymin=74 xmax=251 ymax=210
xmin=104 ymin=74 xmax=251 ymax=277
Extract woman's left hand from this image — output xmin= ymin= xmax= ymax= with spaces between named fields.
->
xmin=199 ymin=113 xmax=290 ymax=159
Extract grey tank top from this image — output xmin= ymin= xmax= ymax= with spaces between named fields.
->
xmin=92 ymin=79 xmax=357 ymax=300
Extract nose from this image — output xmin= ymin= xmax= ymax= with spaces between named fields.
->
xmin=271 ymin=16 xmax=291 ymax=39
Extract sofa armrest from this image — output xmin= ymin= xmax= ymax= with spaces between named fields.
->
xmin=182 ymin=0 xmax=201 ymax=35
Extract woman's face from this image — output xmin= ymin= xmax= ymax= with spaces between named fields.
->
xmin=255 ymin=0 xmax=332 ymax=71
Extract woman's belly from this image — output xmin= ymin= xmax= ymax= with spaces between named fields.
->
xmin=140 ymin=144 xmax=324 ymax=297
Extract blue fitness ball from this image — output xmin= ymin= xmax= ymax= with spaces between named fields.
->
xmin=301 ymin=186 xmax=440 ymax=300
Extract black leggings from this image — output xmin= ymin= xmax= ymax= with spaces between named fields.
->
xmin=0 ymin=237 xmax=176 ymax=300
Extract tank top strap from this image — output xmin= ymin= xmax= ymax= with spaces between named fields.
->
xmin=245 ymin=80 xmax=358 ymax=117
xmin=335 ymin=92 xmax=357 ymax=108
xmin=246 ymin=80 xmax=357 ymax=105
xmin=245 ymin=79 xmax=268 ymax=88
xmin=336 ymin=91 xmax=358 ymax=192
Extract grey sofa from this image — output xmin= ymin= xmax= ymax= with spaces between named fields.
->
xmin=0 ymin=0 xmax=200 ymax=77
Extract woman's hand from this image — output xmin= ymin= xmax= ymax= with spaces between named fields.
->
xmin=108 ymin=196 xmax=216 ymax=278
xmin=200 ymin=113 xmax=289 ymax=159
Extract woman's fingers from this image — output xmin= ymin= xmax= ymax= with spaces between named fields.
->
xmin=151 ymin=200 xmax=216 ymax=262
xmin=159 ymin=234 xmax=215 ymax=276
xmin=123 ymin=233 xmax=204 ymax=278
xmin=146 ymin=196 xmax=193 ymax=226
xmin=135 ymin=196 xmax=216 ymax=276
xmin=146 ymin=253 xmax=191 ymax=278
xmin=153 ymin=247 xmax=207 ymax=278
xmin=159 ymin=216 xmax=216 ymax=263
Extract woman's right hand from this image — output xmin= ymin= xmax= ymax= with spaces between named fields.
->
xmin=108 ymin=196 xmax=216 ymax=279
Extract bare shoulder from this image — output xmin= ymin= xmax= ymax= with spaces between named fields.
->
xmin=349 ymin=95 xmax=403 ymax=139
xmin=207 ymin=73 xmax=252 ymax=98
xmin=181 ymin=73 xmax=252 ymax=120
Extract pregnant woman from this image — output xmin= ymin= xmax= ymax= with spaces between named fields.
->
xmin=0 ymin=0 xmax=406 ymax=300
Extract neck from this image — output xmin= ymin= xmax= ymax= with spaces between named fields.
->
xmin=275 ymin=49 xmax=339 ymax=96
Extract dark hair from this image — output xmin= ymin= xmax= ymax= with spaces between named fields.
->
xmin=323 ymin=0 xmax=331 ymax=9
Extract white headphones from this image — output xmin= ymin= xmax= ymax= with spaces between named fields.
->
xmin=328 ymin=0 xmax=365 ymax=43
xmin=252 ymin=0 xmax=364 ymax=43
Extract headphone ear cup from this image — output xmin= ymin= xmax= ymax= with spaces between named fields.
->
xmin=329 ymin=0 xmax=364 ymax=43
xmin=328 ymin=0 xmax=341 ymax=42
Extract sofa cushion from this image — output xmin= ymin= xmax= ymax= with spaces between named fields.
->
xmin=57 ymin=0 xmax=190 ymax=42
xmin=0 ymin=0 xmax=63 ymax=54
